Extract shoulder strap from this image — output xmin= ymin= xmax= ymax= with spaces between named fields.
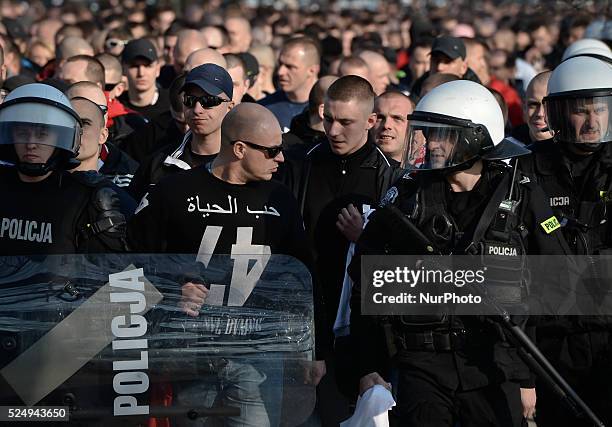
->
xmin=462 ymin=172 xmax=512 ymax=254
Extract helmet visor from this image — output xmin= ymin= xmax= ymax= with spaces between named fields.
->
xmin=546 ymin=94 xmax=612 ymax=145
xmin=0 ymin=122 xmax=79 ymax=156
xmin=402 ymin=121 xmax=480 ymax=171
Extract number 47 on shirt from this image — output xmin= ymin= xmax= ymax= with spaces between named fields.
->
xmin=195 ymin=226 xmax=271 ymax=307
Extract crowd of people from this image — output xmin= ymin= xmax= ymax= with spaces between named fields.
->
xmin=1 ymin=0 xmax=612 ymax=426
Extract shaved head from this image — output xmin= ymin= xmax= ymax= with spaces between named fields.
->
xmin=174 ymin=29 xmax=208 ymax=71
xmin=524 ymin=71 xmax=553 ymax=141
xmin=420 ymin=73 xmax=460 ymax=97
xmin=527 ymin=70 xmax=551 ymax=99
xmin=66 ymin=81 xmax=107 ymax=107
xmin=184 ymin=48 xmax=227 ymax=71
xmin=56 ymin=36 xmax=94 ymax=61
xmin=96 ymin=53 xmax=123 ymax=84
xmin=357 ymin=50 xmax=390 ymax=95
xmin=282 ymin=37 xmax=321 ymax=67
xmin=71 ymin=97 xmax=104 ymax=128
xmin=338 ymin=56 xmax=371 ymax=81
xmin=222 ymin=103 xmax=281 ymax=146
xmin=217 ymin=103 xmax=283 ymax=182
xmin=309 ymin=75 xmax=339 ymax=114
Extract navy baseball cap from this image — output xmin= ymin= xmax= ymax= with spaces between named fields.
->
xmin=431 ymin=36 xmax=466 ymax=60
xmin=182 ymin=63 xmax=233 ymax=100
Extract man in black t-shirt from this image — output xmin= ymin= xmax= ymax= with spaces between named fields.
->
xmin=129 ymin=103 xmax=321 ymax=426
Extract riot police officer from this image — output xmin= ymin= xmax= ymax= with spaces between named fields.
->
xmin=0 ymin=83 xmax=128 ymax=255
xmin=349 ymin=80 xmax=571 ymax=427
xmin=519 ymin=56 xmax=612 ymax=426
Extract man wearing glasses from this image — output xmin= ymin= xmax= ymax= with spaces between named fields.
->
xmin=128 ymin=63 xmax=234 ymax=200
xmin=128 ymin=103 xmax=315 ymax=426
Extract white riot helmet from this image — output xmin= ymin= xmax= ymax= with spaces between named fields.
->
xmin=561 ymin=38 xmax=612 ymax=62
xmin=403 ymin=80 xmax=529 ymax=172
xmin=0 ymin=83 xmax=82 ymax=176
xmin=544 ymin=56 xmax=612 ymax=151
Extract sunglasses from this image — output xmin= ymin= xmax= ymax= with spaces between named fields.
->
xmin=104 ymin=82 xmax=122 ymax=92
xmin=183 ymin=94 xmax=230 ymax=109
xmin=105 ymin=39 xmax=129 ymax=49
xmin=230 ymin=140 xmax=284 ymax=158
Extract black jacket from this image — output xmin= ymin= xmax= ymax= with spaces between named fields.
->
xmin=349 ymin=162 xmax=571 ymax=391
xmin=519 ymin=139 xmax=612 ymax=255
xmin=128 ymin=132 xmax=216 ymax=201
xmin=99 ymin=142 xmax=139 ymax=189
xmin=279 ymin=140 xmax=404 ymax=362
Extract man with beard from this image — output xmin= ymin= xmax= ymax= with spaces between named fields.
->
xmin=519 ymin=56 xmax=612 ymax=427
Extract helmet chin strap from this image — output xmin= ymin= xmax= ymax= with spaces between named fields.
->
xmin=15 ymin=149 xmax=80 ymax=177
xmin=562 ymin=140 xmax=604 ymax=155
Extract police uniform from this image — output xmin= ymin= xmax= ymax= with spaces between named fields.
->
xmin=516 ymin=56 xmax=612 ymax=427
xmin=0 ymin=166 xmax=127 ymax=255
xmin=345 ymin=78 xmax=577 ymax=426
xmin=349 ymin=161 xmax=570 ymax=427
xmin=0 ymin=83 xmax=128 ymax=256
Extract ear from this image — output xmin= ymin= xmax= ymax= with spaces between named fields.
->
xmin=155 ymin=61 xmax=161 ymax=78
xmin=0 ymin=64 xmax=6 ymax=83
xmin=99 ymin=127 xmax=109 ymax=145
xmin=318 ymin=103 xmax=325 ymax=121
xmin=366 ymin=112 xmax=377 ymax=130
xmin=233 ymin=141 xmax=246 ymax=159
xmin=309 ymin=64 xmax=321 ymax=78
xmin=460 ymin=59 xmax=468 ymax=76
xmin=112 ymin=80 xmax=127 ymax=99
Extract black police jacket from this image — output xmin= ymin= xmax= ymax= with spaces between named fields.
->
xmin=519 ymin=139 xmax=612 ymax=255
xmin=348 ymin=162 xmax=571 ymax=391
xmin=519 ymin=140 xmax=612 ymax=371
xmin=0 ymin=167 xmax=128 ymax=255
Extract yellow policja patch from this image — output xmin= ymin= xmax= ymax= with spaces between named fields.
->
xmin=540 ymin=216 xmax=561 ymax=234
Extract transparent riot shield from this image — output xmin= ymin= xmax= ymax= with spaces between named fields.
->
xmin=0 ymin=254 xmax=315 ymax=426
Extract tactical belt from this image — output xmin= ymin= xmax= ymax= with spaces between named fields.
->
xmin=396 ymin=330 xmax=468 ymax=352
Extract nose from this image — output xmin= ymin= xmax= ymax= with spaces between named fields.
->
xmin=277 ymin=65 xmax=287 ymax=77
xmin=275 ymin=151 xmax=285 ymax=163
xmin=328 ymin=121 xmax=342 ymax=137
xmin=382 ymin=117 xmax=392 ymax=129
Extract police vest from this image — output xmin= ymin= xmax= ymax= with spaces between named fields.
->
xmin=397 ymin=167 xmax=529 ymax=329
xmin=525 ymin=141 xmax=612 ymax=255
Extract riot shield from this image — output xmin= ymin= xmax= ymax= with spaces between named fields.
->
xmin=0 ymin=254 xmax=315 ymax=426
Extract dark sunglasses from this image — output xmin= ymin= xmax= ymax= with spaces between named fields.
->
xmin=231 ymin=140 xmax=283 ymax=158
xmin=183 ymin=94 xmax=230 ymax=109
xmin=104 ymin=82 xmax=121 ymax=92
xmin=105 ymin=39 xmax=129 ymax=49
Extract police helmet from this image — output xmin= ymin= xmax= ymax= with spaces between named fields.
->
xmin=0 ymin=83 xmax=82 ymax=176
xmin=544 ymin=56 xmax=612 ymax=151
xmin=403 ymin=80 xmax=529 ymax=172
xmin=561 ymin=38 xmax=612 ymax=63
